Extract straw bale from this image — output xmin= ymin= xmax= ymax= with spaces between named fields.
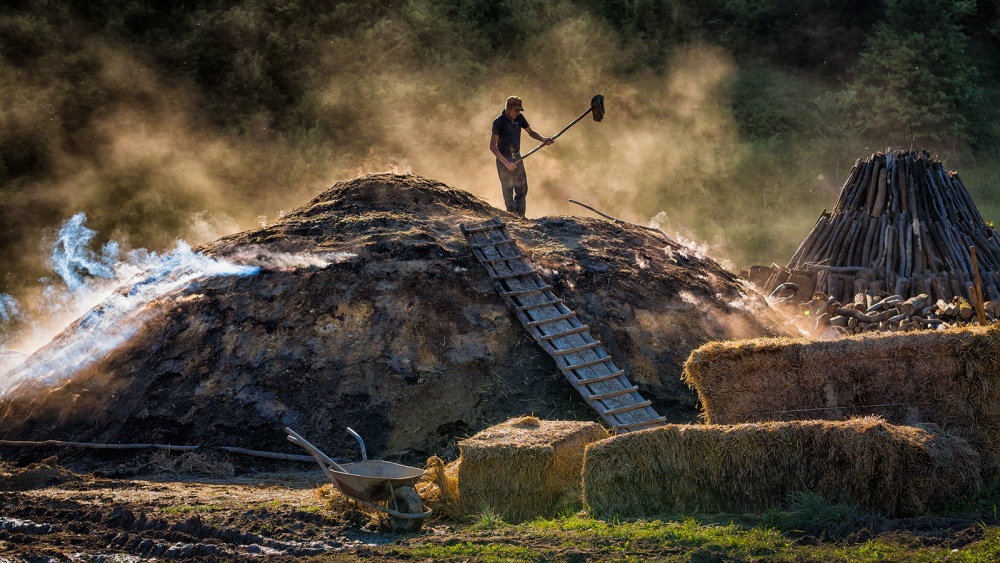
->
xmin=582 ymin=417 xmax=980 ymax=518
xmin=683 ymin=325 xmax=1000 ymax=468
xmin=457 ymin=416 xmax=608 ymax=522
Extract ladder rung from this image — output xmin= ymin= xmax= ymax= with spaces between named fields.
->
xmin=616 ymin=417 xmax=667 ymax=431
xmin=497 ymin=284 xmax=551 ymax=297
xmin=563 ymin=356 xmax=613 ymax=371
xmin=553 ymin=342 xmax=601 ymax=355
xmin=481 ymin=253 xmax=523 ymax=264
xmin=586 ymin=385 xmax=638 ymax=401
xmin=469 ymin=239 xmax=514 ymax=250
xmin=491 ymin=269 xmax=536 ymax=281
xmin=527 ymin=311 xmax=576 ymax=327
xmin=461 ymin=221 xmax=505 ymax=234
xmin=569 ymin=369 xmax=625 ymax=384
xmin=603 ymin=400 xmax=652 ymax=416
xmin=538 ymin=325 xmax=590 ymax=340
xmin=516 ymin=298 xmax=563 ymax=311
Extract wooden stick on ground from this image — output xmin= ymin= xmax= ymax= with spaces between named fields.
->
xmin=568 ymin=199 xmax=673 ymax=239
xmin=0 ymin=440 xmax=200 ymax=451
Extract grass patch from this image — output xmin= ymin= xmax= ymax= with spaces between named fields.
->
xmin=762 ymin=491 xmax=889 ymax=538
xmin=469 ymin=505 xmax=507 ymax=530
xmin=381 ymin=512 xmax=1000 ymax=562
xmin=410 ymin=542 xmax=540 ymax=562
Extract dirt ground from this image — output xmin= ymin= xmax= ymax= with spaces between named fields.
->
xmin=1 ymin=455 xmax=677 ymax=562
xmin=0 ymin=455 xmax=432 ymax=560
xmin=1 ymin=456 xmax=994 ymax=562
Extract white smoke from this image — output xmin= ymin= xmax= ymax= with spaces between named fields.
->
xmin=0 ymin=213 xmax=259 ymax=396
xmin=224 ymin=245 xmax=356 ymax=270
xmin=0 ymin=294 xmax=17 ymax=323
xmin=47 ymin=213 xmax=119 ymax=291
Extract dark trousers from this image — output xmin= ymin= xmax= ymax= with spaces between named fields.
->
xmin=496 ymin=158 xmax=528 ymax=217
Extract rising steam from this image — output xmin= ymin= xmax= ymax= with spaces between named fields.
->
xmin=0 ymin=214 xmax=260 ymax=396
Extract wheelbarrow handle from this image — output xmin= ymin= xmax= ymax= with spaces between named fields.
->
xmin=285 ymin=427 xmax=348 ymax=473
xmin=346 ymin=427 xmax=367 ymax=461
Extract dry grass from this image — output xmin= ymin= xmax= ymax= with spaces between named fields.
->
xmin=456 ymin=416 xmax=609 ymax=523
xmin=582 ymin=417 xmax=981 ymax=518
xmin=147 ymin=451 xmax=235 ymax=477
xmin=683 ymin=325 xmax=1000 ymax=468
xmin=416 ymin=455 xmax=462 ymax=520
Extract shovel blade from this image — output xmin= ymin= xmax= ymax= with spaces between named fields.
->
xmin=591 ymin=94 xmax=605 ymax=122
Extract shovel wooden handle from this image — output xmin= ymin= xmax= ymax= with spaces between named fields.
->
xmin=512 ymin=107 xmax=594 ymax=166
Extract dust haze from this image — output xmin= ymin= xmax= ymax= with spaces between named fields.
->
xmin=0 ymin=11 xmax=853 ymax=346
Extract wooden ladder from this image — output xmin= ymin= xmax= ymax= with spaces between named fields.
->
xmin=460 ymin=217 xmax=666 ymax=433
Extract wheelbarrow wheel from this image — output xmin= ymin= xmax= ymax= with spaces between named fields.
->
xmin=390 ymin=486 xmax=424 ymax=532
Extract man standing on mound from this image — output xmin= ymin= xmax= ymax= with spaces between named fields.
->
xmin=490 ymin=96 xmax=554 ymax=217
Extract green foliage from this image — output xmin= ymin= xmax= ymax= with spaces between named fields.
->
xmin=847 ymin=0 xmax=980 ymax=146
xmin=471 ymin=504 xmax=507 ymax=530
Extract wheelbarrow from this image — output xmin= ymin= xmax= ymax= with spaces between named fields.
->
xmin=285 ymin=427 xmax=432 ymax=531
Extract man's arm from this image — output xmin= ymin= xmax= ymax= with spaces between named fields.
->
xmin=525 ymin=126 xmax=554 ymax=146
xmin=490 ymin=134 xmax=516 ymax=171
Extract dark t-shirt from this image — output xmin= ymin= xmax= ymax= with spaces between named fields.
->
xmin=492 ymin=112 xmax=530 ymax=159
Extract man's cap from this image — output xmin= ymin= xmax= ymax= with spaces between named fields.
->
xmin=505 ymin=96 xmax=524 ymax=111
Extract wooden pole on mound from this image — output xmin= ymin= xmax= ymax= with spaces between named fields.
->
xmin=971 ymin=246 xmax=987 ymax=325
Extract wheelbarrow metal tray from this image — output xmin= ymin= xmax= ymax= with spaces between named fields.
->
xmin=331 ymin=460 xmax=424 ymax=502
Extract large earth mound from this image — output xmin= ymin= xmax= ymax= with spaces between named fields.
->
xmin=0 ymin=174 xmax=791 ymax=463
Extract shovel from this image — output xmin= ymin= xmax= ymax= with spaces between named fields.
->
xmin=513 ymin=94 xmax=604 ymax=165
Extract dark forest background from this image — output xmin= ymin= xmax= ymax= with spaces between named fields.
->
xmin=2 ymin=0 xmax=1000 ymax=301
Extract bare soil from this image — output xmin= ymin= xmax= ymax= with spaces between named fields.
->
xmin=1 ymin=457 xmax=991 ymax=562
xmin=0 ymin=457 xmax=411 ymax=560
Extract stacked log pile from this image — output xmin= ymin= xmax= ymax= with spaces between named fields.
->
xmin=743 ymin=149 xmax=1000 ymax=336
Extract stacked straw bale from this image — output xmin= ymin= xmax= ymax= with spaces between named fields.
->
xmin=683 ymin=325 xmax=1000 ymax=468
xmin=582 ymin=418 xmax=981 ymax=517
xmin=457 ymin=416 xmax=608 ymax=522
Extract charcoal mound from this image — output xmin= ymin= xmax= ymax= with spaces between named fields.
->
xmin=0 ymin=174 xmax=791 ymax=463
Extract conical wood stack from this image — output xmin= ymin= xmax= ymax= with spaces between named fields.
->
xmin=747 ymin=149 xmax=1000 ymax=308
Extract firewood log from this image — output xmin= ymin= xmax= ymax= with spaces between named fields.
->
xmin=907 ymin=169 xmax=920 ymax=220
xmin=823 ymin=209 xmax=856 ymax=264
xmin=836 ymin=306 xmax=900 ymax=323
xmin=897 ymin=159 xmax=908 ymax=214
xmin=950 ymin=275 xmax=966 ymax=301
xmin=900 ymin=213 xmax=911 ymax=277
xmin=853 ymin=278 xmax=868 ymax=305
xmin=787 ymin=211 xmax=830 ymax=268
xmin=860 ymin=214 xmax=879 ymax=267
xmin=958 ymin=298 xmax=974 ymax=321
xmin=846 ymin=215 xmax=869 ymax=266
xmin=833 ymin=160 xmax=862 ymax=213
xmin=865 ymin=155 xmax=882 ymax=216
xmin=931 ymin=277 xmax=952 ymax=302
xmin=911 ymin=219 xmax=925 ymax=275
xmin=898 ymin=294 xmax=928 ymax=315
xmin=986 ymin=299 xmax=1000 ymax=319
xmin=836 ymin=218 xmax=863 ymax=266
xmin=889 ymin=160 xmax=901 ymax=215
xmin=849 ymin=156 xmax=875 ymax=210
xmin=872 ymin=166 xmax=888 ymax=218
xmin=894 ymin=277 xmax=911 ymax=298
